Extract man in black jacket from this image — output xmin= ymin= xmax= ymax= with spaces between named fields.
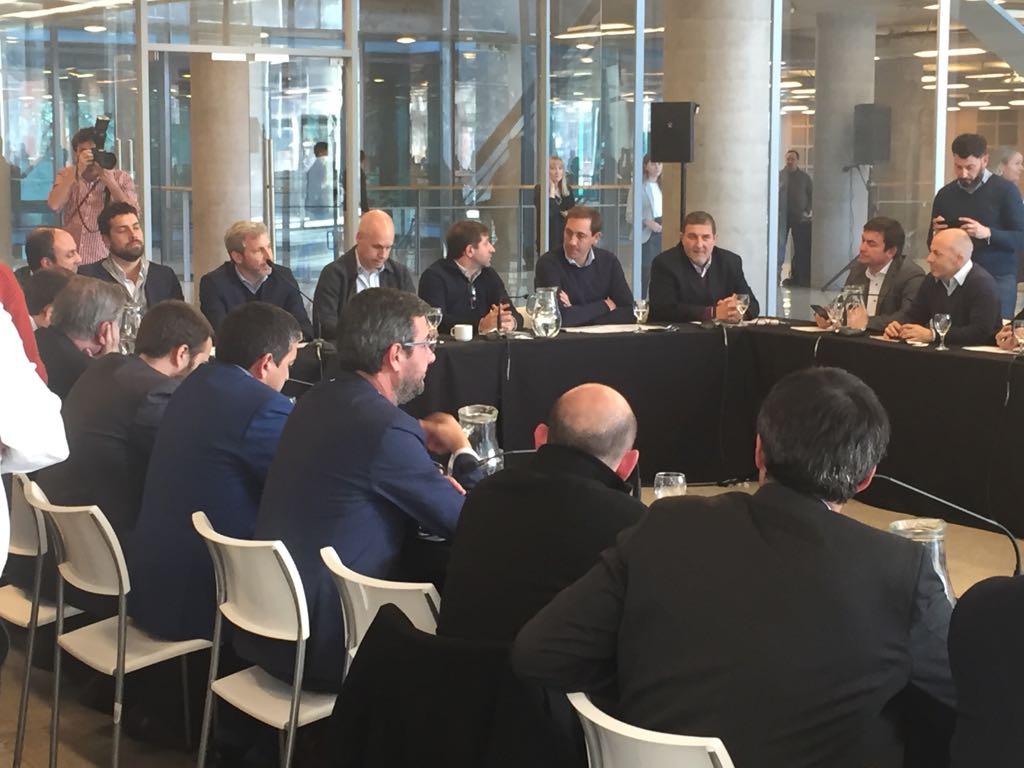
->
xmin=312 ymin=210 xmax=414 ymax=339
xmin=199 ymin=220 xmax=313 ymax=339
xmin=418 ymin=219 xmax=523 ymax=335
xmin=514 ymin=367 xmax=955 ymax=768
xmin=885 ymin=227 xmax=1001 ymax=346
xmin=438 ymin=383 xmax=645 ymax=644
xmin=649 ymin=210 xmax=759 ymax=323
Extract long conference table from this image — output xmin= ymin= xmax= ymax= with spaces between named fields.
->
xmin=307 ymin=321 xmax=1024 ymax=537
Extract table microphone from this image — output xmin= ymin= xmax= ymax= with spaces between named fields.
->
xmin=873 ymin=474 xmax=1022 ymax=576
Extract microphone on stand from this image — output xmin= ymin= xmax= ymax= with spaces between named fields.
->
xmin=819 ymin=254 xmax=860 ymax=292
xmin=294 ymin=283 xmax=328 ymax=383
xmin=873 ymin=474 xmax=1022 ymax=576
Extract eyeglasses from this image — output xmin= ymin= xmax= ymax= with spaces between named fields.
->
xmin=401 ymin=336 xmax=438 ymax=352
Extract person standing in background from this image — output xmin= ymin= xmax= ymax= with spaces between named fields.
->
xmin=779 ymin=149 xmax=813 ymax=287
xmin=548 ymin=156 xmax=575 ymax=249
xmin=626 ymin=154 xmax=663 ymax=297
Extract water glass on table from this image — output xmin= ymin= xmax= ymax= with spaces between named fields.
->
xmin=932 ymin=313 xmax=951 ymax=351
xmin=633 ymin=299 xmax=649 ymax=332
xmin=734 ymin=293 xmax=750 ymax=321
xmin=653 ymin=472 xmax=687 ymax=499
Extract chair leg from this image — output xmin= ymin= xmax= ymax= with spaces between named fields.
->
xmin=13 ymin=616 xmax=37 ymax=767
xmin=278 ymin=730 xmax=287 ymax=768
xmin=48 ymin=635 xmax=61 ymax=768
xmin=197 ymin=618 xmax=224 ymax=768
xmin=112 ymin=662 xmax=125 ymax=768
xmin=180 ymin=655 xmax=193 ymax=749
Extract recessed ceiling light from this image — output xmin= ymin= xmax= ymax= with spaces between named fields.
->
xmin=259 ymin=32 xmax=269 ymax=39
xmin=781 ymin=105 xmax=809 ymax=113
xmin=780 ymin=80 xmax=803 ymax=89
xmin=580 ymin=56 xmax=593 ymax=64
xmin=914 ymin=47 xmax=987 ymax=58
xmin=1008 ymin=100 xmax=1024 ymax=106
xmin=947 ymin=106 xmax=961 ymax=111
xmin=83 ymin=25 xmax=106 ymax=32
xmin=372 ymin=77 xmax=384 ymax=83
xmin=979 ymin=105 xmax=1010 ymax=110
xmin=576 ymin=43 xmax=594 ymax=50
xmin=921 ymin=75 xmax=936 ymax=83
xmin=958 ymin=100 xmax=991 ymax=107
xmin=396 ymin=36 xmax=415 ymax=44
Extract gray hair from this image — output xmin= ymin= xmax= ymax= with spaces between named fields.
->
xmin=50 ymin=276 xmax=125 ymax=341
xmin=224 ymin=220 xmax=268 ymax=256
xmin=336 ymin=287 xmax=429 ymax=375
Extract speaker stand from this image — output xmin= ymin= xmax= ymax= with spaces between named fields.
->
xmin=679 ymin=162 xmax=688 ymax=225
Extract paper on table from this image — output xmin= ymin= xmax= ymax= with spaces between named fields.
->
xmin=869 ymin=335 xmax=927 ymax=346
xmin=562 ymin=324 xmax=663 ymax=334
xmin=790 ymin=326 xmax=833 ymax=333
xmin=963 ymin=345 xmax=1017 ymax=355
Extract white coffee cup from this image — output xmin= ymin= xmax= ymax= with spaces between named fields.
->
xmin=452 ymin=324 xmax=473 ymax=341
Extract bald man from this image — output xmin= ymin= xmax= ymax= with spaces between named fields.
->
xmin=884 ymin=227 xmax=1001 ymax=346
xmin=312 ymin=210 xmax=415 ymax=339
xmin=438 ymin=383 xmax=646 ymax=644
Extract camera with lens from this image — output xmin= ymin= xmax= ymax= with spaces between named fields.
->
xmin=91 ymin=115 xmax=117 ymax=170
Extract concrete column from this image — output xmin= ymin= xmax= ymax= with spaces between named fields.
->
xmin=661 ymin=0 xmax=772 ymax=303
xmin=811 ymin=11 xmax=875 ymax=284
xmin=189 ymin=55 xmax=252 ymax=281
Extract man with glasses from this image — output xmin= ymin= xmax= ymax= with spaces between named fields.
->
xmin=418 ymin=219 xmax=522 ymax=334
xmin=237 ymin=287 xmax=483 ymax=692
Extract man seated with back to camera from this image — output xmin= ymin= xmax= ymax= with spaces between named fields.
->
xmin=14 ymin=226 xmax=81 ymax=292
xmin=237 ymin=288 xmax=484 ymax=692
xmin=24 ymin=267 xmax=74 ymax=331
xmin=439 ymin=383 xmax=646 ymax=645
xmin=418 ymin=219 xmax=523 ymax=335
xmin=78 ymin=202 xmax=183 ymax=311
xmin=534 ymin=206 xmax=634 ymax=326
xmin=649 ymin=210 xmax=759 ymax=323
xmin=884 ymin=227 xmax=1001 ymax=346
xmin=199 ymin=220 xmax=313 ymax=339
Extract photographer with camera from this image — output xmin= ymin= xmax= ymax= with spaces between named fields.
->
xmin=47 ymin=121 xmax=137 ymax=265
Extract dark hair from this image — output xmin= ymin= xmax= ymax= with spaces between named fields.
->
xmin=952 ymin=133 xmax=988 ymax=160
xmin=314 ymin=141 xmax=328 ymax=155
xmin=786 ymin=149 xmax=800 ymax=159
xmin=51 ymin=276 xmax=125 ymax=340
xmin=216 ymin=302 xmax=301 ymax=369
xmin=25 ymin=267 xmax=74 ymax=315
xmin=757 ymin=367 xmax=889 ymax=503
xmin=98 ymin=201 xmax=140 ymax=237
xmin=565 ymin=206 xmax=603 ymax=234
xmin=135 ymin=300 xmax=214 ymax=359
xmin=863 ymin=216 xmax=905 ymax=255
xmin=71 ymin=127 xmax=99 ymax=152
xmin=336 ymin=287 xmax=429 ymax=375
xmin=445 ymin=220 xmax=490 ymax=260
xmin=682 ymin=210 xmax=717 ymax=234
xmin=25 ymin=227 xmax=56 ymax=271
xmin=547 ymin=398 xmax=637 ymax=467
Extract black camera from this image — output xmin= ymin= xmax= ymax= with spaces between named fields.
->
xmin=91 ymin=115 xmax=117 ymax=170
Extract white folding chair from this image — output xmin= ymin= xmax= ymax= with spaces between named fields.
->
xmin=319 ymin=545 xmax=440 ymax=677
xmin=0 ymin=475 xmax=83 ymax=768
xmin=31 ymin=484 xmax=211 ymax=768
xmin=192 ymin=512 xmax=335 ymax=768
xmin=567 ymin=692 xmax=736 ymax=768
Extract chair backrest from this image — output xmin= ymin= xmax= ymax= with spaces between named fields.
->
xmin=319 ymin=546 xmax=440 ymax=652
xmin=24 ymin=482 xmax=127 ymax=597
xmin=9 ymin=474 xmax=48 ymax=557
xmin=192 ymin=511 xmax=308 ymax=642
xmin=566 ymin=692 xmax=736 ymax=768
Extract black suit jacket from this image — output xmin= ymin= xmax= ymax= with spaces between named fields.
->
xmin=199 ymin=261 xmax=313 ymax=339
xmin=903 ymin=262 xmax=1002 ymax=346
xmin=513 ymin=483 xmax=955 ymax=768
xmin=312 ymin=248 xmax=416 ymax=340
xmin=78 ymin=258 xmax=184 ymax=309
xmin=845 ymin=255 xmax=926 ymax=331
xmin=34 ymin=326 xmax=91 ymax=399
xmin=649 ymin=244 xmax=760 ymax=322
xmin=438 ymin=444 xmax=645 ymax=644
xmin=34 ymin=354 xmax=177 ymax=535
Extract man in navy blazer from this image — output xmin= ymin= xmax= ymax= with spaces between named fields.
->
xmin=649 ymin=210 xmax=760 ymax=323
xmin=127 ymin=302 xmax=301 ymax=642
xmin=78 ymin=202 xmax=184 ymax=310
xmin=199 ymin=220 xmax=313 ymax=339
xmin=236 ymin=287 xmax=483 ymax=691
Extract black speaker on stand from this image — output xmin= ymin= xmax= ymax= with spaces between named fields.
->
xmin=650 ymin=101 xmax=699 ymax=225
xmin=853 ymin=103 xmax=891 ymax=218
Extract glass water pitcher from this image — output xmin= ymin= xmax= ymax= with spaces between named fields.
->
xmin=889 ymin=518 xmax=956 ymax=605
xmin=527 ymin=287 xmax=562 ymax=339
xmin=457 ymin=404 xmax=503 ymax=475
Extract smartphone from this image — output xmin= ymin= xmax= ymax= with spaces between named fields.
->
xmin=810 ymin=304 xmax=830 ymax=319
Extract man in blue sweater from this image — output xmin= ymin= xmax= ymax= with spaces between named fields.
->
xmin=535 ymin=205 xmax=634 ymax=326
xmin=930 ymin=133 xmax=1024 ymax=319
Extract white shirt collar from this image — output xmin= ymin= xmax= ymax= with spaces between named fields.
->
xmin=865 ymin=259 xmax=892 ymax=281
xmin=942 ymin=259 xmax=974 ymax=295
xmin=235 ymin=266 xmax=269 ymax=294
xmin=689 ymin=254 xmax=712 ymax=278
xmin=455 ymin=260 xmax=482 ymax=282
xmin=565 ymin=248 xmax=595 ymax=268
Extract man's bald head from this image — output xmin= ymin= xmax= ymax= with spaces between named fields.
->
xmin=354 ymin=210 xmax=396 ymax=273
xmin=927 ymin=227 xmax=974 ymax=282
xmin=546 ymin=383 xmax=637 ymax=470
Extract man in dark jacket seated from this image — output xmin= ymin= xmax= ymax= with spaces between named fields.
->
xmin=649 ymin=210 xmax=759 ymax=323
xmin=534 ymin=206 xmax=634 ymax=326
xmin=199 ymin=220 xmax=313 ymax=339
xmin=418 ymin=220 xmax=523 ymax=335
xmin=438 ymin=382 xmax=645 ymax=644
xmin=885 ymin=227 xmax=1001 ymax=346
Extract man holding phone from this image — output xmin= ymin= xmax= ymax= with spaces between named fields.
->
xmin=929 ymin=133 xmax=1024 ymax=320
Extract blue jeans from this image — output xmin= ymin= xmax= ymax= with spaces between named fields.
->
xmin=993 ymin=272 xmax=1018 ymax=320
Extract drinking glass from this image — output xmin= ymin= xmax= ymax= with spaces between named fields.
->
xmin=119 ymin=303 xmax=143 ymax=354
xmin=825 ymin=297 xmax=843 ymax=333
xmin=933 ymin=313 xmax=951 ymax=351
xmin=1013 ymin=320 xmax=1024 ymax=354
xmin=734 ymin=293 xmax=750 ymax=322
xmin=425 ymin=307 xmax=443 ymax=332
xmin=653 ymin=472 xmax=687 ymax=499
xmin=633 ymin=299 xmax=649 ymax=332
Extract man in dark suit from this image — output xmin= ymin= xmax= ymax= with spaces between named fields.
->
xmin=816 ymin=217 xmax=925 ymax=332
xmin=35 ymin=300 xmax=212 ymax=536
xmin=534 ymin=206 xmax=634 ymax=326
xmin=514 ymin=367 xmax=955 ymax=768
xmin=649 ymin=210 xmax=760 ymax=323
xmin=438 ymin=383 xmax=645 ymax=644
xmin=78 ymin=202 xmax=184 ymax=311
xmin=199 ymin=220 xmax=313 ymax=339
xmin=885 ymin=227 xmax=1001 ymax=346
xmin=418 ymin=220 xmax=523 ymax=334
xmin=127 ymin=302 xmax=300 ymax=642
xmin=237 ymin=288 xmax=484 ymax=691
xmin=14 ymin=226 xmax=81 ymax=292
xmin=35 ymin=275 xmax=124 ymax=398
xmin=312 ymin=210 xmax=414 ymax=340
